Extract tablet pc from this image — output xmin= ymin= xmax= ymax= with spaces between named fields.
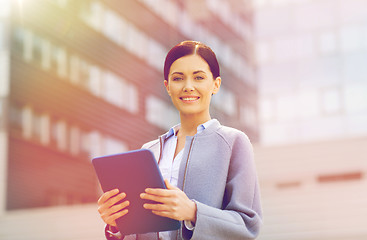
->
xmin=92 ymin=149 xmax=181 ymax=235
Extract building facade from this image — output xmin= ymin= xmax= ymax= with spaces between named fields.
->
xmin=253 ymin=0 xmax=367 ymax=239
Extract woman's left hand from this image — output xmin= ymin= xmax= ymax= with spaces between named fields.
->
xmin=140 ymin=179 xmax=197 ymax=223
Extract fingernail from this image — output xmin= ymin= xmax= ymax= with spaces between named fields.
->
xmin=140 ymin=193 xmax=145 ymax=198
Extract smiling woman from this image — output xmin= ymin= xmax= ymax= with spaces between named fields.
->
xmin=97 ymin=41 xmax=262 ymax=240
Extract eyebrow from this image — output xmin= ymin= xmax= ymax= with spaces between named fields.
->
xmin=170 ymin=70 xmax=206 ymax=76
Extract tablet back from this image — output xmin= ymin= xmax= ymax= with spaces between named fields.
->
xmin=92 ymin=149 xmax=181 ymax=235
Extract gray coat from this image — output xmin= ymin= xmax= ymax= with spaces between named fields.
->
xmin=123 ymin=120 xmax=262 ymax=240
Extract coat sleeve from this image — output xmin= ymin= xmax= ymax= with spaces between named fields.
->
xmin=182 ymin=133 xmax=262 ymax=240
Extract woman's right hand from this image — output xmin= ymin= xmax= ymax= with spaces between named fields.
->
xmin=97 ymin=189 xmax=130 ymax=227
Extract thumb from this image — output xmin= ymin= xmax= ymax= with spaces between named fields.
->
xmin=164 ymin=179 xmax=177 ymax=190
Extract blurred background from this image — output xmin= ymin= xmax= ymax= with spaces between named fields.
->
xmin=0 ymin=0 xmax=366 ymax=239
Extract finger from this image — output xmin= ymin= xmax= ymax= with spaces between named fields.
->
xmin=104 ymin=209 xmax=129 ymax=226
xmin=98 ymin=192 xmax=127 ymax=214
xmin=98 ymin=189 xmax=119 ymax=205
xmin=164 ymin=179 xmax=178 ymax=190
xmin=104 ymin=200 xmax=130 ymax=217
xmin=143 ymin=202 xmax=169 ymax=211
xmin=140 ymin=192 xmax=170 ymax=204
xmin=144 ymin=188 xmax=171 ymax=197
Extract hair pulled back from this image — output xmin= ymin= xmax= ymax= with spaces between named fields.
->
xmin=164 ymin=41 xmax=220 ymax=80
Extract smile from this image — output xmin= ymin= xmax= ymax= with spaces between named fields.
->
xmin=180 ymin=97 xmax=200 ymax=102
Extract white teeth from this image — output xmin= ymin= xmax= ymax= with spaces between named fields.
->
xmin=182 ymin=97 xmax=198 ymax=101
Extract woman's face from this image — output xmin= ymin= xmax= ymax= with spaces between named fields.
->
xmin=164 ymin=54 xmax=221 ymax=118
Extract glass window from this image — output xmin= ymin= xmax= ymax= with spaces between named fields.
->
xmin=259 ymin=97 xmax=276 ymax=123
xmin=89 ymin=130 xmax=102 ymax=158
xmin=319 ymin=31 xmax=337 ymax=55
xmin=322 ymin=88 xmax=341 ymax=115
xmin=9 ymin=104 xmax=23 ymax=130
xmin=0 ymin=51 xmax=9 ymax=96
xmin=69 ymin=55 xmax=80 ymax=85
xmin=241 ymin=105 xmax=257 ymax=128
xmin=297 ymin=90 xmax=320 ymax=119
xmin=51 ymin=119 xmax=68 ymax=151
xmin=340 ymin=25 xmax=363 ymax=53
xmin=255 ymin=41 xmax=270 ymax=65
xmin=103 ymin=71 xmax=124 ymax=108
xmin=103 ymin=10 xmax=124 ymax=45
xmin=32 ymin=34 xmax=43 ymax=65
xmin=273 ymin=36 xmax=296 ymax=62
xmin=21 ymin=106 xmax=32 ymax=139
xmin=295 ymin=33 xmax=314 ymax=59
xmin=146 ymin=95 xmax=178 ymax=130
xmin=32 ymin=111 xmax=51 ymax=145
xmin=13 ymin=27 xmax=25 ymax=55
xmin=80 ymin=1 xmax=104 ymax=31
xmin=51 ymin=46 xmax=67 ymax=78
xmin=87 ymin=65 xmax=102 ymax=97
xmin=126 ymin=84 xmax=139 ymax=113
xmin=104 ymin=137 xmax=128 ymax=155
xmin=41 ymin=39 xmax=51 ymax=70
xmin=147 ymin=40 xmax=165 ymax=70
xmin=342 ymin=52 xmax=367 ymax=83
xmin=344 ymin=83 xmax=367 ymax=114
xmin=69 ymin=125 xmax=81 ymax=156
xmin=23 ymin=29 xmax=33 ymax=62
xmin=277 ymin=94 xmax=297 ymax=121
xmin=211 ymin=87 xmax=237 ymax=116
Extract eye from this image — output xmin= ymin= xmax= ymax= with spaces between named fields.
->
xmin=172 ymin=77 xmax=183 ymax=81
xmin=195 ymin=76 xmax=204 ymax=80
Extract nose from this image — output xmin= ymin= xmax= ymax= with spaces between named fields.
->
xmin=183 ymin=79 xmax=195 ymax=92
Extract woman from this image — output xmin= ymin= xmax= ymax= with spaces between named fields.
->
xmin=97 ymin=41 xmax=262 ymax=240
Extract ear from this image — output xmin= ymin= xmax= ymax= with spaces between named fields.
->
xmin=164 ymin=80 xmax=171 ymax=96
xmin=212 ymin=77 xmax=221 ymax=95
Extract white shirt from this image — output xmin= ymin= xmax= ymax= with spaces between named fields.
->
xmin=158 ymin=119 xmax=215 ymax=239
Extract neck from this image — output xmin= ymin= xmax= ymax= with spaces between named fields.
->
xmin=178 ymin=112 xmax=211 ymax=137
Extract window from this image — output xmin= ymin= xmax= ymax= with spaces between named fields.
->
xmin=21 ymin=106 xmax=32 ymax=139
xmin=32 ymin=112 xmax=50 ymax=144
xmin=340 ymin=25 xmax=363 ymax=53
xmin=147 ymin=40 xmax=166 ymax=70
xmin=69 ymin=55 xmax=80 ymax=85
xmin=104 ymin=137 xmax=128 ymax=155
xmin=0 ymin=50 xmax=9 ymax=96
xmin=69 ymin=125 xmax=81 ymax=156
xmin=51 ymin=46 xmax=67 ymax=78
xmin=211 ymin=87 xmax=237 ymax=116
xmin=241 ymin=105 xmax=257 ymax=128
xmin=79 ymin=1 xmax=104 ymax=31
xmin=103 ymin=10 xmax=125 ymax=45
xmin=276 ymin=94 xmax=297 ymax=121
xmin=259 ymin=97 xmax=276 ymax=123
xmin=87 ymin=65 xmax=102 ymax=97
xmin=51 ymin=119 xmax=68 ymax=151
xmin=319 ymin=31 xmax=337 ymax=55
xmin=41 ymin=39 xmax=51 ymax=70
xmin=297 ymin=90 xmax=319 ymax=119
xmin=23 ymin=29 xmax=33 ymax=62
xmin=344 ymin=83 xmax=367 ymax=114
xmin=322 ymin=88 xmax=341 ymax=115
xmin=146 ymin=95 xmax=179 ymax=130
xmin=89 ymin=130 xmax=102 ymax=158
xmin=103 ymin=71 xmax=124 ymax=108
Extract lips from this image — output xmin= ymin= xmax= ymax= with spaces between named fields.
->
xmin=180 ymin=96 xmax=200 ymax=102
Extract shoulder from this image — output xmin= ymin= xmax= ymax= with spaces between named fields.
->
xmin=215 ymin=125 xmax=252 ymax=148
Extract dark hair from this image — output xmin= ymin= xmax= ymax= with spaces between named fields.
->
xmin=164 ymin=40 xmax=220 ymax=80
